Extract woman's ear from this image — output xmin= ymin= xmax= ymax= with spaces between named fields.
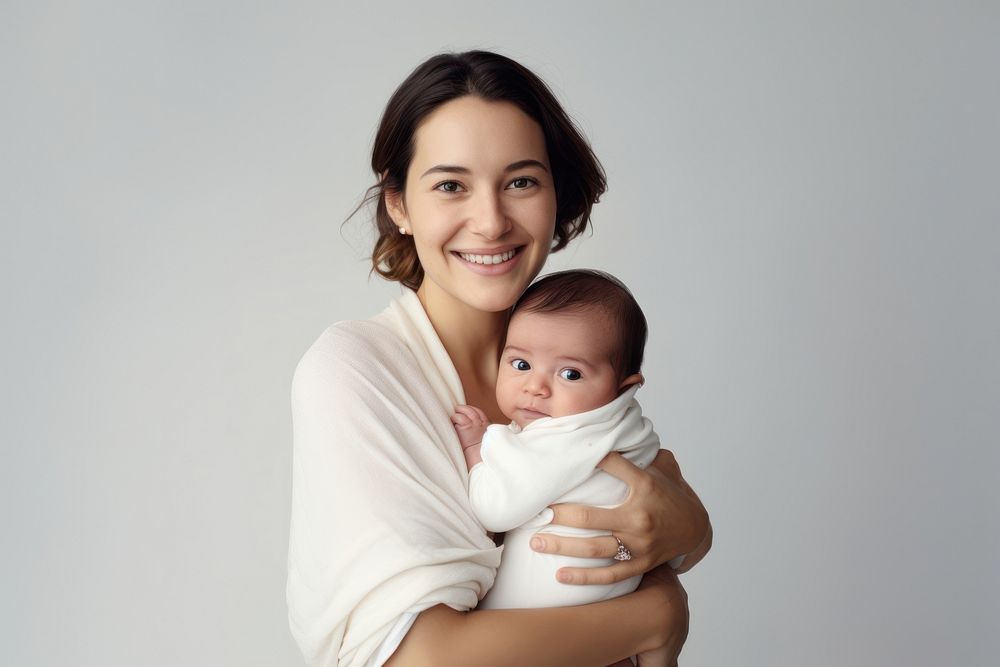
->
xmin=619 ymin=373 xmax=644 ymax=392
xmin=384 ymin=188 xmax=408 ymax=230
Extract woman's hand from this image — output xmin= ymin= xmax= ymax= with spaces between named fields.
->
xmin=531 ymin=450 xmax=712 ymax=584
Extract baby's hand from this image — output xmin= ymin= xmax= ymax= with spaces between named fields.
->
xmin=451 ymin=404 xmax=489 ymax=450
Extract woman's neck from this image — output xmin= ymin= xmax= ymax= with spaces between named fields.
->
xmin=416 ymin=282 xmax=509 ymax=422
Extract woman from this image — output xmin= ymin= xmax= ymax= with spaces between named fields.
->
xmin=288 ymin=51 xmax=712 ymax=666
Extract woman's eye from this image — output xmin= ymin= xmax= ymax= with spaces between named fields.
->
xmin=511 ymin=359 xmax=530 ymax=371
xmin=507 ymin=177 xmax=535 ymax=190
xmin=436 ymin=181 xmax=462 ymax=193
xmin=559 ymin=368 xmax=582 ymax=381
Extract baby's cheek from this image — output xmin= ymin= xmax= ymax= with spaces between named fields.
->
xmin=567 ymin=388 xmax=618 ymax=415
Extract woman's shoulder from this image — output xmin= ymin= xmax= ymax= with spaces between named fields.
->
xmin=292 ymin=291 xmax=462 ymax=414
xmin=294 ymin=316 xmax=404 ymax=387
xmin=295 ymin=290 xmax=424 ymax=374
xmin=310 ymin=316 xmax=398 ymax=354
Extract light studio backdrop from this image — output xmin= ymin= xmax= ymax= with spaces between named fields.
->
xmin=2 ymin=1 xmax=997 ymax=665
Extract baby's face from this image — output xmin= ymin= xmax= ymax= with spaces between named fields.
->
xmin=497 ymin=309 xmax=626 ymax=428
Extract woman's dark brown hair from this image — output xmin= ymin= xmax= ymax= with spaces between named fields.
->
xmin=364 ymin=51 xmax=607 ymax=289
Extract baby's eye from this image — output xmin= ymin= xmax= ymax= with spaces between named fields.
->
xmin=435 ymin=181 xmax=463 ymax=193
xmin=511 ymin=359 xmax=530 ymax=371
xmin=559 ymin=368 xmax=582 ymax=381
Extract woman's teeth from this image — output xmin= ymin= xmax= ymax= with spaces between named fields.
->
xmin=458 ymin=249 xmax=516 ymax=265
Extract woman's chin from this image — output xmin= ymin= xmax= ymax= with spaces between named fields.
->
xmin=468 ymin=291 xmax=523 ymax=314
xmin=417 ymin=279 xmax=519 ymax=315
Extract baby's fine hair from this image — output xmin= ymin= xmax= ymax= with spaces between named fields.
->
xmin=512 ymin=269 xmax=648 ymax=381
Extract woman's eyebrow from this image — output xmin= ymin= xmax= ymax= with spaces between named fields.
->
xmin=420 ymin=159 xmax=549 ymax=179
xmin=421 ymin=164 xmax=471 ymax=178
xmin=504 ymin=159 xmax=548 ymax=173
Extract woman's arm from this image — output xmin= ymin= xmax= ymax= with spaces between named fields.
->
xmin=385 ymin=571 xmax=688 ymax=667
xmin=532 ymin=450 xmax=712 ymax=584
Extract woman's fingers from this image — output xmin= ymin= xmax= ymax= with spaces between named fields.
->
xmin=555 ymin=559 xmax=646 ymax=585
xmin=547 ymin=503 xmax=654 ymax=552
xmin=529 ymin=532 xmax=654 ymax=585
xmin=648 ymin=448 xmax=683 ymax=482
xmin=547 ymin=502 xmax=618 ymax=531
xmin=530 ymin=533 xmax=621 ymax=559
xmin=547 ymin=503 xmax=652 ymax=548
xmin=596 ymin=451 xmax=648 ymax=487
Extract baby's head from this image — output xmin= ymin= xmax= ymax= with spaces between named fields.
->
xmin=497 ymin=270 xmax=648 ymax=428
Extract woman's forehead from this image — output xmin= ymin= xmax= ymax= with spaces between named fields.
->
xmin=410 ymin=97 xmax=549 ymax=172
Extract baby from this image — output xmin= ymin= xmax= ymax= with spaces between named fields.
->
xmin=453 ymin=269 xmax=662 ymax=610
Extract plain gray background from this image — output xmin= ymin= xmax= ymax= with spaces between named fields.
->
xmin=3 ymin=1 xmax=998 ymax=665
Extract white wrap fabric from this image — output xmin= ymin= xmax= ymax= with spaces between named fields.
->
xmin=287 ymin=289 xmax=501 ymax=666
xmin=469 ymin=386 xmax=661 ymax=609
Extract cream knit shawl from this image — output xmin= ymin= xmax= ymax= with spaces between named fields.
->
xmin=287 ymin=290 xmax=501 ymax=666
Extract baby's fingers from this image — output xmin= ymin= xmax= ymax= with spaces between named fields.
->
xmin=454 ymin=404 xmax=486 ymax=424
xmin=469 ymin=405 xmax=490 ymax=424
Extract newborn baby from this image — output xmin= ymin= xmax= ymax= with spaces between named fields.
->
xmin=454 ymin=269 xmax=663 ymax=610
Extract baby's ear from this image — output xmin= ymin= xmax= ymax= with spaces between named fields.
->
xmin=619 ymin=372 xmax=644 ymax=392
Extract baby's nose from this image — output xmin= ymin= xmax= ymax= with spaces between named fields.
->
xmin=525 ymin=376 xmax=550 ymax=396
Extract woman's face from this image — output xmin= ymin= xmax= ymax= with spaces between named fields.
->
xmin=388 ymin=96 xmax=557 ymax=314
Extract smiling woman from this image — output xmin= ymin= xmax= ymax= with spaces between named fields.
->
xmin=287 ymin=50 xmax=711 ymax=667
xmin=367 ymin=53 xmax=607 ymax=294
xmin=385 ymin=97 xmax=557 ymax=317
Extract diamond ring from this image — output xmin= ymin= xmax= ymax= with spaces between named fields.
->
xmin=613 ymin=536 xmax=633 ymax=561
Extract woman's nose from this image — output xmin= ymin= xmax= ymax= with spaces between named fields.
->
xmin=468 ymin=191 xmax=511 ymax=240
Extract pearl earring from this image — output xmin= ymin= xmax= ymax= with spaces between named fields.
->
xmin=399 ymin=227 xmax=407 ymax=235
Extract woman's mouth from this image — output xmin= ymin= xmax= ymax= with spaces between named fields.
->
xmin=451 ymin=246 xmax=524 ymax=275
xmin=456 ymin=248 xmax=518 ymax=265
